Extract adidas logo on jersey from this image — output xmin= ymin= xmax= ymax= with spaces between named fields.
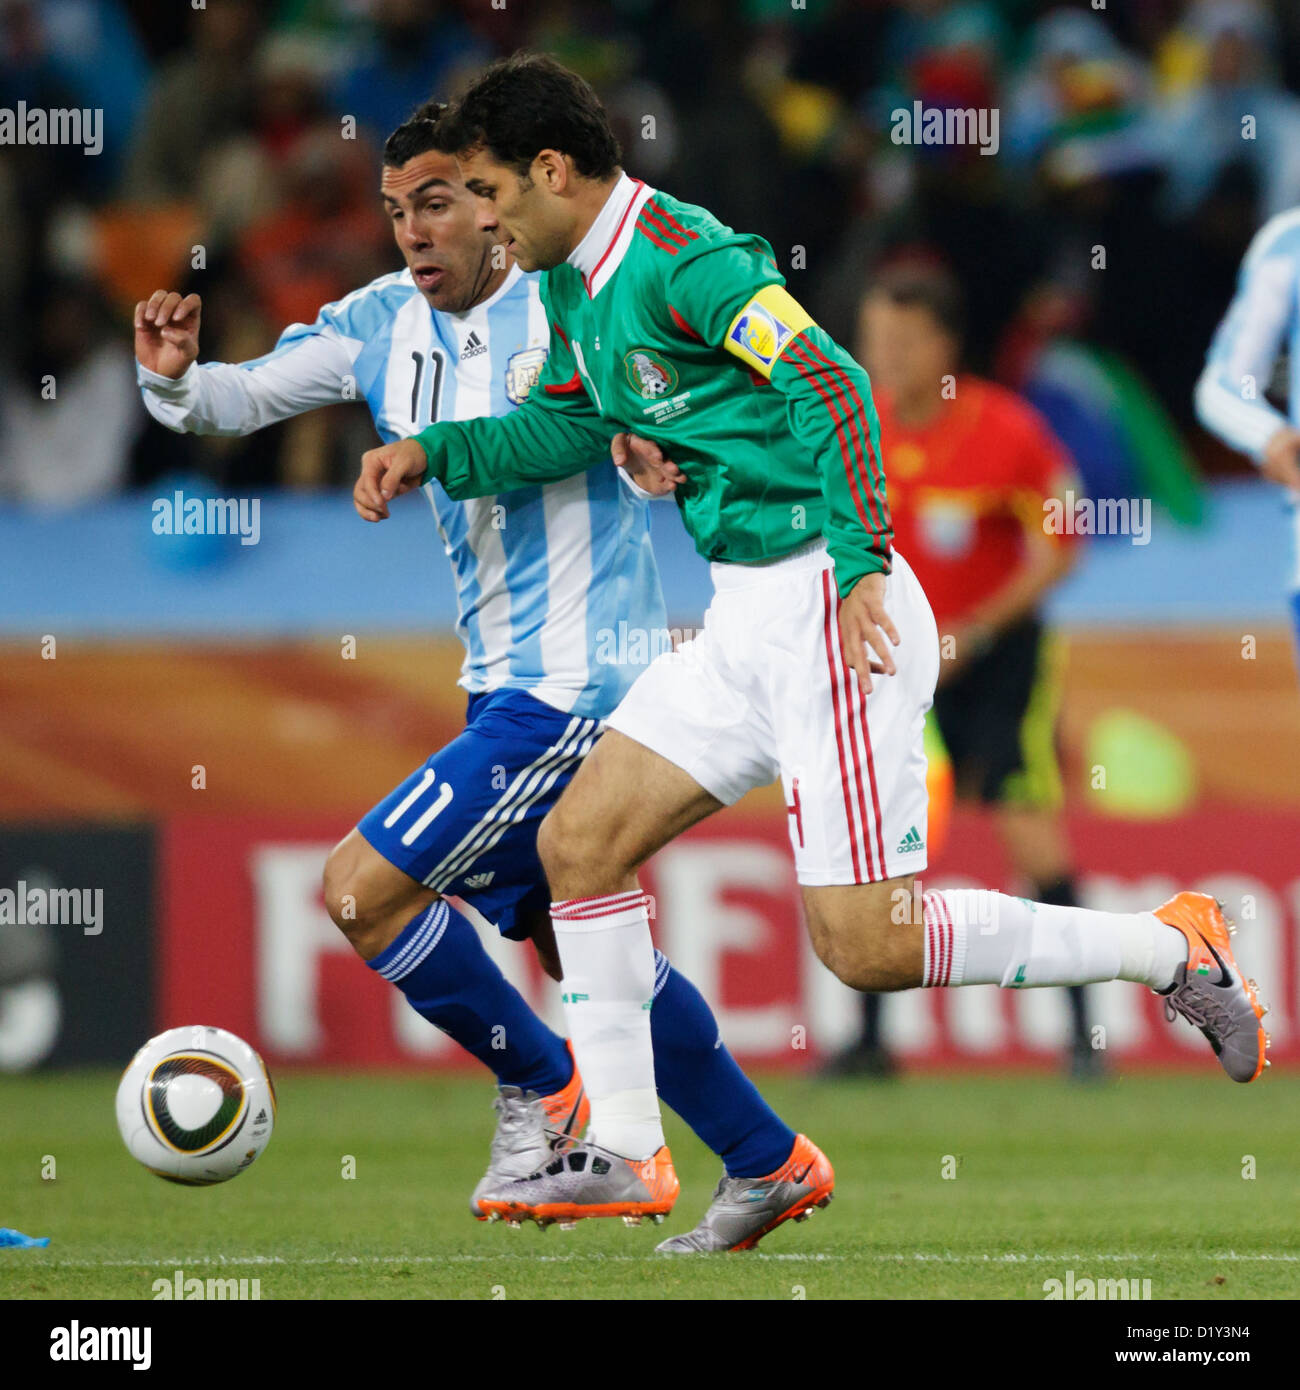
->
xmin=460 ymin=331 xmax=487 ymax=360
xmin=464 ymin=870 xmax=495 ymax=889
xmin=896 ymin=825 xmax=925 ymax=854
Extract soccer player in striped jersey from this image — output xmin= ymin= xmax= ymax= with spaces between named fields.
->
xmin=136 ymin=102 xmax=833 ymax=1252
xmin=1195 ymin=207 xmax=1300 ymax=660
xmin=360 ymin=55 xmax=1272 ymax=1228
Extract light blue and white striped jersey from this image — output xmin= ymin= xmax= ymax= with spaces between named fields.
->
xmin=139 ymin=264 xmax=667 ymax=719
xmin=1195 ymin=208 xmax=1300 ymax=591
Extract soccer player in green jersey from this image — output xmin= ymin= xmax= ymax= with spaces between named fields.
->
xmin=356 ymin=54 xmax=1270 ymax=1228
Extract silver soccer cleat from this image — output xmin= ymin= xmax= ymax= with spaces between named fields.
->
xmin=478 ymin=1140 xmax=679 ymax=1226
xmin=655 ymin=1135 xmax=835 ymax=1253
xmin=470 ymin=1087 xmax=559 ymax=1220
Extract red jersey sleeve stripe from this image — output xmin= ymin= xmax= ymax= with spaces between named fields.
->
xmin=635 ymin=217 xmax=679 ymax=255
xmin=640 ymin=202 xmax=691 ymax=247
xmin=647 ymin=201 xmax=699 ymax=241
xmin=793 ymin=337 xmax=891 ymax=542
xmin=794 ymin=342 xmax=892 ymax=549
xmin=796 ymin=336 xmax=892 ymax=540
xmin=786 ymin=339 xmax=879 ymax=544
xmin=818 ymin=353 xmax=890 ymax=510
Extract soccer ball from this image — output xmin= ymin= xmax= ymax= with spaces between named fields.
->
xmin=115 ymin=1025 xmax=276 ymax=1185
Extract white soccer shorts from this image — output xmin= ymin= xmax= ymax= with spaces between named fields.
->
xmin=605 ymin=539 xmax=941 ymax=885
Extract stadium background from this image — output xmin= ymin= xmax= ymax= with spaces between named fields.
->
xmin=2 ymin=0 xmax=1299 ymax=1081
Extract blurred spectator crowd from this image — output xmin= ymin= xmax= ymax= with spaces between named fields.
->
xmin=1 ymin=0 xmax=1298 ymax=502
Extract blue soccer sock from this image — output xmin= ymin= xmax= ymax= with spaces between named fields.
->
xmin=648 ymin=950 xmax=797 ymax=1179
xmin=369 ymin=899 xmax=572 ymax=1096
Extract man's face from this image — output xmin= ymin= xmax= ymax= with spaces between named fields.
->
xmin=857 ymin=294 xmax=956 ymax=401
xmin=458 ymin=146 xmax=574 ymax=273
xmin=381 ymin=149 xmax=500 ymax=312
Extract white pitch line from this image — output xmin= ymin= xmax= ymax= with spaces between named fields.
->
xmin=19 ymin=1251 xmax=1300 ymax=1269
xmin=14 ymin=1253 xmax=846 ymax=1268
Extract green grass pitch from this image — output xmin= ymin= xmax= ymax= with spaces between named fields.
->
xmin=2 ymin=1069 xmax=1298 ymax=1300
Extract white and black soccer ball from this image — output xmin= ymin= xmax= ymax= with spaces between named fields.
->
xmin=115 ymin=1025 xmax=276 ymax=1185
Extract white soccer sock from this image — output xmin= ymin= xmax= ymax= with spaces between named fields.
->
xmin=551 ymin=890 xmax=664 ymax=1160
xmin=921 ymin=889 xmax=1187 ymax=990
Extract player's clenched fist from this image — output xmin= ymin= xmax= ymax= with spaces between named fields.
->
xmin=134 ymin=290 xmax=202 ymax=379
xmin=354 ymin=437 xmax=428 ymax=521
xmin=839 ymin=571 xmax=900 ymax=693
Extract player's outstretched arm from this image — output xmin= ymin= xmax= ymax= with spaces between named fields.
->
xmin=135 ymin=289 xmax=357 ymax=437
xmin=412 ymin=281 xmax=629 ymax=499
xmin=1195 ymin=217 xmax=1296 ymax=472
xmin=413 ymin=403 xmax=620 ymax=499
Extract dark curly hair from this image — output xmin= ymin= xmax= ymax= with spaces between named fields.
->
xmin=434 ymin=52 xmax=621 ymax=181
xmin=382 ymin=99 xmax=450 ymax=167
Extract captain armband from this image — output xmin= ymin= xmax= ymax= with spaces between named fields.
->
xmin=722 ymin=285 xmax=816 ymax=379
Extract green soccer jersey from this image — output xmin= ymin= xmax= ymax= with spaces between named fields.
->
xmin=413 ymin=176 xmax=892 ymax=598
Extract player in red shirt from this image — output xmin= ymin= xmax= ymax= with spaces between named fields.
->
xmin=830 ymin=263 xmax=1102 ymax=1078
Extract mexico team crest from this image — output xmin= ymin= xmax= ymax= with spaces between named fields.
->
xmin=505 ymin=346 xmax=548 ymax=405
xmin=623 ymin=349 xmax=678 ymax=399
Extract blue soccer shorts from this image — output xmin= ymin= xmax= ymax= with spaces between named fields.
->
xmin=358 ymin=688 xmax=601 ymax=940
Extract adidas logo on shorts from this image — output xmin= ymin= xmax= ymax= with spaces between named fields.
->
xmin=463 ymin=870 xmax=496 ymax=889
xmin=896 ymin=825 xmax=925 ymax=855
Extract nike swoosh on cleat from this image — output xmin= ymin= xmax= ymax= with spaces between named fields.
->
xmin=790 ymin=1161 xmax=814 ymax=1184
xmin=1199 ymin=935 xmax=1236 ymax=988
xmin=547 ymin=1090 xmax=584 ymax=1140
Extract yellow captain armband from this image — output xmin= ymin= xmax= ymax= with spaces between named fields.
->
xmin=723 ymin=284 xmax=815 ymax=378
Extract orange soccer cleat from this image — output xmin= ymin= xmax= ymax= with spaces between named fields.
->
xmin=1153 ymin=892 xmax=1270 ymax=1083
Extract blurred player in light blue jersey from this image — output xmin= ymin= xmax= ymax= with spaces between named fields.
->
xmin=135 ymin=102 xmax=827 ymax=1251
xmin=1196 ymin=208 xmax=1300 ymax=656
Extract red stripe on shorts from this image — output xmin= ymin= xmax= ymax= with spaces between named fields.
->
xmin=830 ymin=581 xmax=883 ymax=879
xmin=852 ymin=673 xmax=887 ymax=880
xmin=821 ymin=570 xmax=864 ymax=881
